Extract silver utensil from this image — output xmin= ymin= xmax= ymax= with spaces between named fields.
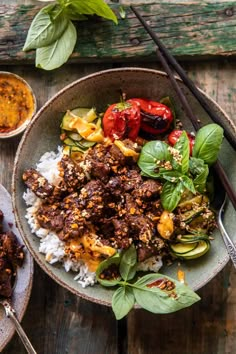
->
xmin=0 ymin=299 xmax=37 ymax=354
xmin=217 ymin=196 xmax=236 ymax=268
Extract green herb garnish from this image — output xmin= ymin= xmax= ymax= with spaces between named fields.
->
xmin=138 ymin=124 xmax=224 ymax=211
xmin=96 ymin=245 xmax=200 ymax=320
xmin=23 ymin=0 xmax=118 ymax=70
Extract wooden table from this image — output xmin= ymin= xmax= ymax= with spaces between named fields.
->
xmin=1 ymin=1 xmax=236 ymax=353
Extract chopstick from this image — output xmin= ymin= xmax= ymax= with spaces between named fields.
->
xmin=130 ymin=5 xmax=236 ymax=152
xmin=131 ymin=6 xmax=236 ymax=211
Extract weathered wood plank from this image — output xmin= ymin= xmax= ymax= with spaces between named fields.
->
xmin=127 ymin=265 xmax=232 ymax=354
xmin=0 ymin=2 xmax=236 ymax=64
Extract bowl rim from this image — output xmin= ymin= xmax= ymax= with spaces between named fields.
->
xmin=0 ymin=71 xmax=37 ymax=139
xmin=12 ymin=67 xmax=235 ymax=307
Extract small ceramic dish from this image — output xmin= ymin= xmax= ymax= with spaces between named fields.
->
xmin=0 ymin=184 xmax=33 ymax=352
xmin=0 ymin=72 xmax=36 ymax=139
xmin=12 ymin=68 xmax=236 ymax=307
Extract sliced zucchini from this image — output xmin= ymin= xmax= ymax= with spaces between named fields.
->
xmin=76 ymin=140 xmax=96 ymax=148
xmin=171 ymin=240 xmax=210 ymax=260
xmin=170 ymin=242 xmax=198 ymax=255
xmin=71 ymin=145 xmax=87 ymax=153
xmin=177 ymin=234 xmax=209 ymax=244
xmin=61 ymin=111 xmax=73 ymax=131
xmin=67 ymin=132 xmax=83 ymax=142
xmin=180 ymin=207 xmax=205 ymax=223
xmin=178 ymin=195 xmax=208 ymax=211
xmin=63 ymin=137 xmax=77 ymax=147
xmin=71 ymin=107 xmax=97 ymax=122
xmin=182 ymin=240 xmax=210 ymax=260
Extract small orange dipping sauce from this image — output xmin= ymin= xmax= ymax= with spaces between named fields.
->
xmin=0 ymin=72 xmax=35 ymax=134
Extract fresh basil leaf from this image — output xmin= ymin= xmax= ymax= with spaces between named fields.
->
xmin=36 ymin=20 xmax=77 ymax=70
xmin=23 ymin=5 xmax=69 ymax=51
xmin=64 ymin=7 xmax=88 ymax=21
xmin=138 ymin=141 xmax=172 ymax=178
xmin=132 ymin=273 xmax=200 ymax=314
xmin=159 ymin=170 xmax=183 ymax=183
xmin=65 ymin=0 xmax=118 ymax=24
xmin=180 ymin=175 xmax=196 ymax=194
xmin=96 ymin=253 xmax=121 ymax=287
xmin=161 ymin=181 xmax=183 ymax=211
xmin=189 ymin=157 xmax=206 ymax=175
xmin=172 ymin=131 xmax=189 ymax=174
xmin=112 ymin=286 xmax=135 ymax=320
xmin=193 ymin=123 xmax=224 ymax=165
xmin=119 ymin=244 xmax=137 ymax=281
xmin=189 ymin=157 xmax=209 ymax=193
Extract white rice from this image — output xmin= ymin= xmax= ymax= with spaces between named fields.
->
xmin=23 ymin=147 xmax=162 ymax=288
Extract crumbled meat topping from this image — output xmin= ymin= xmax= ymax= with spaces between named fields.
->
xmin=0 ymin=211 xmax=25 ymax=298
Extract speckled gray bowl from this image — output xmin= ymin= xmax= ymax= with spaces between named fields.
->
xmin=0 ymin=184 xmax=33 ymax=352
xmin=12 ymin=68 xmax=236 ymax=307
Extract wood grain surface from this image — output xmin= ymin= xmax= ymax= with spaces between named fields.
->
xmin=1 ymin=1 xmax=236 ymax=64
xmin=1 ymin=0 xmax=236 ymax=353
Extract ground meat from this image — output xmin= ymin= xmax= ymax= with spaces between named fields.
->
xmin=61 ymin=208 xmax=86 ymax=240
xmin=137 ymin=239 xmax=165 ymax=262
xmin=122 ymin=169 xmax=143 ymax=192
xmin=107 ymin=144 xmax=126 ymax=166
xmin=22 ymin=139 xmax=167 ymax=262
xmin=78 ymin=180 xmax=109 ymax=221
xmin=22 ymin=168 xmax=55 ymax=200
xmin=0 ymin=257 xmax=13 ymax=298
xmin=105 ymin=176 xmax=123 ymax=197
xmin=112 ymin=218 xmax=129 ymax=239
xmin=58 ymin=155 xmax=87 ymax=193
xmin=90 ymin=160 xmax=111 ymax=182
xmin=125 ymin=194 xmax=141 ymax=216
xmin=132 ymin=179 xmax=162 ymax=200
xmin=36 ymin=204 xmax=64 ymax=232
xmin=128 ymin=215 xmax=155 ymax=243
xmin=0 ymin=217 xmax=25 ymax=298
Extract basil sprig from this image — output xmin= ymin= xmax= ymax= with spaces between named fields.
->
xmin=23 ymin=0 xmax=117 ymax=70
xmin=138 ymin=124 xmax=223 ymax=211
xmin=192 ymin=123 xmax=224 ymax=165
xmin=96 ymin=246 xmax=200 ymax=320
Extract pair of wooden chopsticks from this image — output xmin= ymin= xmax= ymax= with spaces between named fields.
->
xmin=131 ymin=6 xmax=236 ymax=211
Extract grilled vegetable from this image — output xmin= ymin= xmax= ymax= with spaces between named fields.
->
xmin=60 ymin=107 xmax=102 ymax=155
xmin=170 ymin=240 xmax=210 ymax=260
xmin=102 ymin=100 xmax=141 ymax=141
xmin=168 ymin=129 xmax=195 ymax=155
xmin=129 ymin=98 xmax=174 ymax=136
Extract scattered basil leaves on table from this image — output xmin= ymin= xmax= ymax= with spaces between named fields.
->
xmin=138 ymin=123 xmax=224 ymax=211
xmin=36 ymin=20 xmax=77 ymax=70
xmin=23 ymin=0 xmax=118 ymax=70
xmin=96 ymin=246 xmax=200 ymax=320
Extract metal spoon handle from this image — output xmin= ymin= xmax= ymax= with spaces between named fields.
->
xmin=218 ymin=215 xmax=236 ymax=268
xmin=3 ymin=301 xmax=37 ymax=354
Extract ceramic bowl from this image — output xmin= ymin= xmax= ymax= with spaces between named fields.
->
xmin=0 ymin=184 xmax=33 ymax=351
xmin=0 ymin=72 xmax=36 ymax=139
xmin=12 ymin=68 xmax=236 ymax=306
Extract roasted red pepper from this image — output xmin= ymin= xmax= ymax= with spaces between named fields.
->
xmin=129 ymin=98 xmax=174 ymax=135
xmin=168 ymin=129 xmax=195 ymax=155
xmin=102 ymin=100 xmax=141 ymax=141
